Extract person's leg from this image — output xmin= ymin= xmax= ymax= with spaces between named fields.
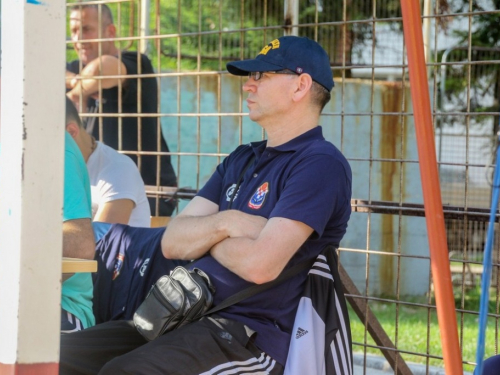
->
xmin=99 ymin=317 xmax=283 ymax=375
xmin=59 ymin=320 xmax=147 ymax=375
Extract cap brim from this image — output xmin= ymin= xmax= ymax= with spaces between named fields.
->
xmin=227 ymin=58 xmax=284 ymax=76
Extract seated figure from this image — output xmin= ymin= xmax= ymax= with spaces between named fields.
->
xmin=61 ymin=120 xmax=95 ymax=332
xmin=59 ymin=36 xmax=352 ymax=375
xmin=65 ymin=98 xmax=151 ymax=227
xmin=0 ymin=97 xmax=95 ymax=332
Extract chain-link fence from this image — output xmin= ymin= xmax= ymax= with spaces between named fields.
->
xmin=65 ymin=0 xmax=500 ymax=372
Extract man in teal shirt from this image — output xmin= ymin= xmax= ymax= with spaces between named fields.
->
xmin=61 ymin=98 xmax=96 ymax=331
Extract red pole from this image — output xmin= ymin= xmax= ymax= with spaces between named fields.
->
xmin=400 ymin=0 xmax=464 ymax=373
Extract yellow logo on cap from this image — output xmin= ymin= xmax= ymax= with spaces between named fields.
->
xmin=259 ymin=39 xmax=280 ymax=56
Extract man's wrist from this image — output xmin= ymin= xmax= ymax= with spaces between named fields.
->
xmin=66 ymin=89 xmax=88 ymax=112
xmin=72 ymin=75 xmax=90 ymax=95
xmin=213 ymin=210 xmax=231 ymax=239
xmin=70 ymin=75 xmax=80 ymax=89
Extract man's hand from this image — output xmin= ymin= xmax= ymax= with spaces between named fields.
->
xmin=66 ymin=89 xmax=89 ymax=113
xmin=222 ymin=210 xmax=267 ymax=240
xmin=66 ymin=70 xmax=90 ymax=112
xmin=66 ymin=70 xmax=77 ymax=89
xmin=66 ymin=56 xmax=127 ymax=105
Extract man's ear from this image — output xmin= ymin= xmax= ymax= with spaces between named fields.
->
xmin=66 ymin=122 xmax=80 ymax=139
xmin=292 ymin=73 xmax=313 ymax=102
xmin=106 ymin=24 xmax=117 ymax=38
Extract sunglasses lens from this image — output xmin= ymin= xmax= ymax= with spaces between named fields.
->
xmin=249 ymin=72 xmax=262 ymax=81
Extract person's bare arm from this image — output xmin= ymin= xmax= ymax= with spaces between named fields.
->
xmin=93 ymin=199 xmax=135 ymax=225
xmin=62 ymin=218 xmax=95 ymax=259
xmin=66 ymin=55 xmax=127 ymax=106
xmin=161 ymin=196 xmax=267 ymax=261
xmin=65 ymin=70 xmax=77 ymax=89
xmin=210 ymin=217 xmax=314 ymax=284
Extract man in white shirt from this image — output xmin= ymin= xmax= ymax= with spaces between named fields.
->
xmin=65 ymin=98 xmax=151 ymax=227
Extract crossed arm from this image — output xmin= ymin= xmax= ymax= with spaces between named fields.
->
xmin=161 ymin=196 xmax=313 ymax=284
xmin=66 ymin=55 xmax=127 ymax=109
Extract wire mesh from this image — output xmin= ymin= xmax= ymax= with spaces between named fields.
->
xmin=63 ymin=0 xmax=500 ymax=373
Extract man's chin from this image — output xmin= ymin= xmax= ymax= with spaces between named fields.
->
xmin=248 ymin=114 xmax=261 ymax=123
xmin=77 ymin=52 xmax=93 ymax=65
xmin=247 ymin=110 xmax=260 ymax=122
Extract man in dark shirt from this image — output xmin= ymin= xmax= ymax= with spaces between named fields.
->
xmin=59 ymin=36 xmax=352 ymax=375
xmin=66 ymin=3 xmax=177 ymax=216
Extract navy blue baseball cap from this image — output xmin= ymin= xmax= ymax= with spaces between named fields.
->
xmin=227 ymin=36 xmax=334 ymax=92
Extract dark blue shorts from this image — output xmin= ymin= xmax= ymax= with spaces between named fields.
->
xmin=91 ymin=222 xmax=187 ymax=324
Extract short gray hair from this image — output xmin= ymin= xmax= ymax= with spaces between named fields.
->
xmin=311 ymin=82 xmax=331 ymax=112
xmin=69 ymin=2 xmax=114 ymax=26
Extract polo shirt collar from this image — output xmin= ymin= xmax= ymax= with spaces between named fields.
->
xmin=250 ymin=126 xmax=324 ymax=156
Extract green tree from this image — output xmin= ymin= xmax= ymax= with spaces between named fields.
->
xmin=439 ymin=0 xmax=500 ymax=132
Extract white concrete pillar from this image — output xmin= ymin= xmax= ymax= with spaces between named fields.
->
xmin=0 ymin=0 xmax=66 ymax=373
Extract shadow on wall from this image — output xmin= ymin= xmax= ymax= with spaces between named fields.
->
xmin=159 ymin=74 xmax=429 ymax=297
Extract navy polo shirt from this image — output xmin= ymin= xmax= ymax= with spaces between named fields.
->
xmin=192 ymin=126 xmax=352 ymax=365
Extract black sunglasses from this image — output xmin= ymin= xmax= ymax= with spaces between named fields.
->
xmin=248 ymin=70 xmax=299 ymax=81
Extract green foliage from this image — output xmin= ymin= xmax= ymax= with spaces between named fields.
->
xmin=349 ymin=301 xmax=498 ymax=373
xmin=451 ymin=0 xmax=500 ymax=47
xmin=454 ymin=284 xmax=497 ymax=313
xmin=148 ymin=0 xmax=286 ymax=71
xmin=438 ymin=0 xmax=500 ymax=130
xmin=64 ymin=0 xmax=406 ymax=73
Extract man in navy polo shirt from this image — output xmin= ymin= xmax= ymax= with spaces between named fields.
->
xmin=59 ymin=35 xmax=352 ymax=375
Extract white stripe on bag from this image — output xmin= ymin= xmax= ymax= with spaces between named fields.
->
xmin=200 ymin=353 xmax=276 ymax=375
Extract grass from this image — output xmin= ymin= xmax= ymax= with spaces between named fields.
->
xmin=348 ymin=291 xmax=500 ymax=373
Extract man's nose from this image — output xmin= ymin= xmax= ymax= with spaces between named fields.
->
xmin=242 ymin=78 xmax=256 ymax=92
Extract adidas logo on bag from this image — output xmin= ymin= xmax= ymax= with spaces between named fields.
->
xmin=295 ymin=327 xmax=308 ymax=339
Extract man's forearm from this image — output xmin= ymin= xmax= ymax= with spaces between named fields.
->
xmin=161 ymin=212 xmax=229 ymax=260
xmin=211 ymin=217 xmax=315 ymax=284
xmin=210 ymin=235 xmax=286 ymax=284
xmin=67 ymin=55 xmax=127 ymax=98
xmin=210 ymin=236 xmax=261 ymax=283
xmin=161 ymin=208 xmax=268 ymax=261
xmin=62 ymin=219 xmax=96 ymax=259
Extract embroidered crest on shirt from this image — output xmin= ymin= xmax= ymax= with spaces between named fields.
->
xmin=112 ymin=253 xmax=125 ymax=280
xmin=226 ymin=183 xmax=239 ymax=202
xmin=248 ymin=182 xmax=269 ymax=209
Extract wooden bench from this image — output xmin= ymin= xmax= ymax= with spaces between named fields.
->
xmin=62 ymin=257 xmax=98 ymax=274
xmin=62 ymin=257 xmax=98 ymax=281
xmin=150 ymin=216 xmax=171 ymax=228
